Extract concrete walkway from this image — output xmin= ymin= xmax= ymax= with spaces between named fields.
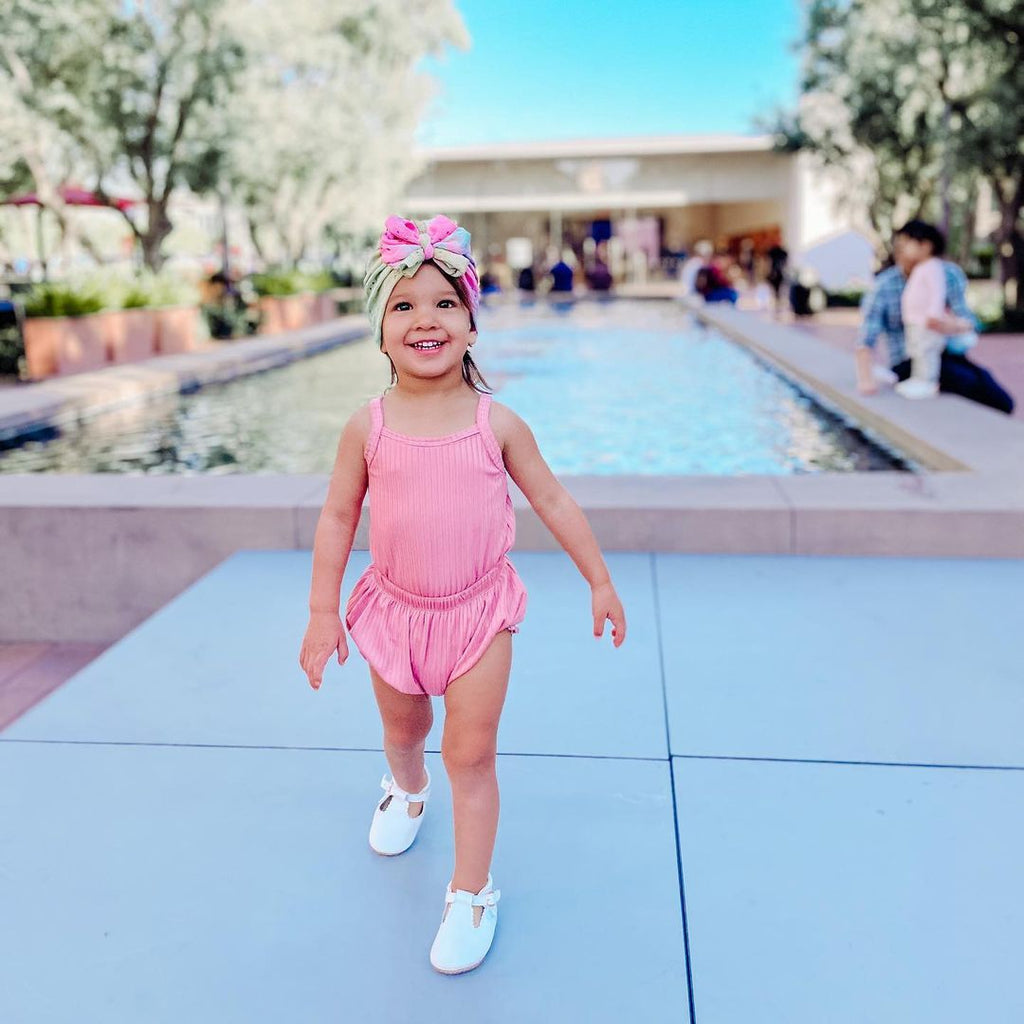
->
xmin=2 ymin=550 xmax=1021 ymax=1022
xmin=770 ymin=307 xmax=1023 ymax=420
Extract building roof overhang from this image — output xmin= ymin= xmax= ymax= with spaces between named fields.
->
xmin=414 ymin=134 xmax=777 ymax=164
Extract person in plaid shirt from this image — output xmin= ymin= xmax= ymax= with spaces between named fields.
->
xmin=855 ymin=220 xmax=1014 ymax=414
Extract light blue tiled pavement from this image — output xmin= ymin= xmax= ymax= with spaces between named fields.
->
xmin=2 ymin=550 xmax=1021 ymax=1022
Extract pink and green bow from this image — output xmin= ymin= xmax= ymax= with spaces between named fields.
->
xmin=363 ymin=215 xmax=479 ymax=347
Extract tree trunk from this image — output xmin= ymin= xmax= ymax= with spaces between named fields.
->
xmin=956 ymin=179 xmax=978 ymax=269
xmin=994 ymin=187 xmax=1023 ymax=310
xmin=246 ymin=214 xmax=266 ymax=264
xmin=140 ymin=200 xmax=173 ymax=272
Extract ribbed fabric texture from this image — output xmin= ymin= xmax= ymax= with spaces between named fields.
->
xmin=345 ymin=393 xmax=527 ymax=696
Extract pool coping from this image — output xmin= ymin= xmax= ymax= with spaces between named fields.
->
xmin=1 ymin=303 xmax=1023 ymax=643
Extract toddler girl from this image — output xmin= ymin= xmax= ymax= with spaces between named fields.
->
xmin=896 ymin=225 xmax=947 ymax=399
xmin=299 ymin=215 xmax=626 ymax=975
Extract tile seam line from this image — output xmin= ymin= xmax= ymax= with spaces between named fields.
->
xmin=651 ymin=552 xmax=698 ymax=1024
xmin=0 ymin=738 xmax=671 ymax=761
xmin=766 ymin=475 xmax=796 ymax=553
xmin=674 ymin=753 xmax=1024 ymax=772
xmin=3 ymin=742 xmax=1016 ymax=772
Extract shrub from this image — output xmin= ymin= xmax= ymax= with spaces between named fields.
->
xmin=825 ymin=287 xmax=866 ymax=308
xmin=24 ymin=282 xmax=105 ymax=318
xmin=252 ymin=268 xmax=334 ymax=296
xmin=148 ymin=274 xmax=197 ymax=308
xmin=121 ymin=280 xmax=154 ymax=309
xmin=252 ymin=269 xmax=304 ymax=297
xmin=302 ymin=269 xmax=334 ymax=293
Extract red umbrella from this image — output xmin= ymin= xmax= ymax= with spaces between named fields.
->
xmin=1 ymin=184 xmax=138 ymax=212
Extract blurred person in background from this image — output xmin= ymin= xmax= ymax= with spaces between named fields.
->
xmin=548 ymin=253 xmax=575 ymax=293
xmin=585 ymin=258 xmax=613 ymax=292
xmin=694 ymin=253 xmax=738 ymax=305
xmin=856 ymin=220 xmax=1014 ymax=413
xmin=766 ymin=244 xmax=788 ymax=315
xmin=678 ymin=239 xmax=713 ymax=298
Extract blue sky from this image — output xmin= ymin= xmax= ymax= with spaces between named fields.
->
xmin=418 ymin=0 xmax=803 ymax=147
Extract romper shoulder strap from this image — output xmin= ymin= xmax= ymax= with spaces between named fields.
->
xmin=475 ymin=392 xmax=504 ymax=468
xmin=365 ymin=396 xmax=384 ymax=464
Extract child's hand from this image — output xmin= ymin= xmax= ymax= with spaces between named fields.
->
xmin=592 ymin=581 xmax=626 ymax=648
xmin=299 ymin=612 xmax=348 ymax=690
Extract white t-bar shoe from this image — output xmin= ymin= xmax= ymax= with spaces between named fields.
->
xmin=368 ymin=767 xmax=431 ymax=856
xmin=429 ymin=874 xmax=501 ymax=975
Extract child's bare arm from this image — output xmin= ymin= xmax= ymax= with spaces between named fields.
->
xmin=300 ymin=406 xmax=370 ymax=689
xmin=496 ymin=405 xmax=626 ymax=646
xmin=309 ymin=405 xmax=370 ymax=612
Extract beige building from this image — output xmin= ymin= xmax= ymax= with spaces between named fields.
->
xmin=401 ymin=134 xmax=873 ymax=286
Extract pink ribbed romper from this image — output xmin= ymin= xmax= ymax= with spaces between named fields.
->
xmin=345 ymin=392 xmax=528 ymax=696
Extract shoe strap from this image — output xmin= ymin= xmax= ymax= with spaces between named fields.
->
xmin=445 ymin=886 xmax=501 ymax=909
xmin=379 ymin=769 xmax=431 ymax=804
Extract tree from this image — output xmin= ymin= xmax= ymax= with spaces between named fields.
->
xmin=776 ymin=0 xmax=1024 ymax=307
xmin=953 ymin=0 xmax=1024 ymax=308
xmin=1 ymin=1 xmax=246 ymax=271
xmin=0 ymin=2 xmax=114 ymax=266
xmin=222 ymin=0 xmax=468 ymax=265
xmin=2 ymin=0 xmax=467 ymax=273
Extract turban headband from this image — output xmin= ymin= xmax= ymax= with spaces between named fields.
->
xmin=363 ymin=215 xmax=480 ymax=348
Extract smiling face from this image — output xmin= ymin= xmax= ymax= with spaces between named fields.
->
xmin=380 ymin=262 xmax=477 ymax=384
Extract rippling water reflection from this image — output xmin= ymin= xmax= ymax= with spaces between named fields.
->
xmin=0 ymin=300 xmax=908 ymax=474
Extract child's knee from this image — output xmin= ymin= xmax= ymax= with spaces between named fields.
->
xmin=383 ymin=712 xmax=432 ymax=750
xmin=441 ymin=731 xmax=496 ymax=775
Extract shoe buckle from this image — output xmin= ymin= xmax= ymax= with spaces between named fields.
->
xmin=473 ymin=888 xmax=500 ymax=909
xmin=445 ymin=887 xmax=500 ymax=908
xmin=379 ymin=773 xmax=429 ymax=805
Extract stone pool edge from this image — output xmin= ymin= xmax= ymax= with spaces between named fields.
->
xmin=1 ymin=307 xmax=1023 ymax=642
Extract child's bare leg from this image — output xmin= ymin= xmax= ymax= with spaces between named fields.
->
xmin=442 ymin=630 xmax=512 ymax=922
xmin=371 ymin=668 xmax=432 ymax=817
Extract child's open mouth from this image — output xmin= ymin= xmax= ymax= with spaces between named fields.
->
xmin=409 ymin=340 xmax=446 ymax=352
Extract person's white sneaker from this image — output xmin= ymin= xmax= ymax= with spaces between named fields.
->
xmin=368 ymin=768 xmax=430 ymax=856
xmin=429 ymin=874 xmax=501 ymax=975
xmin=895 ymin=378 xmax=938 ymax=399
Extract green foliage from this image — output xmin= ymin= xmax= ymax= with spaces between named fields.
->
xmin=791 ymin=0 xmax=1024 ymax=250
xmin=252 ymin=270 xmax=304 ymax=297
xmin=120 ymin=281 xmax=154 ymax=309
xmin=22 ymin=272 xmax=197 ymax=317
xmin=252 ymin=268 xmax=334 ymax=296
xmin=0 ymin=320 xmax=24 ymax=375
xmin=148 ymin=275 xmax=198 ymax=308
xmin=23 ymin=282 xmax=106 ymax=318
xmin=825 ymin=288 xmax=867 ymax=308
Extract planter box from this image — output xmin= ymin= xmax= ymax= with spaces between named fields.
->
xmin=155 ymin=305 xmax=199 ymax=354
xmin=301 ymin=292 xmax=322 ymax=327
xmin=23 ymin=317 xmax=63 ymax=379
xmin=258 ymin=293 xmax=314 ymax=335
xmin=106 ymin=308 xmax=158 ymax=364
xmin=23 ymin=313 xmax=110 ymax=380
xmin=257 ymin=296 xmax=286 ymax=335
xmin=314 ymin=291 xmax=338 ymax=322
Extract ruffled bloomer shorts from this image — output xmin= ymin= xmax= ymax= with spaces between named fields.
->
xmin=345 ymin=556 xmax=527 ymax=697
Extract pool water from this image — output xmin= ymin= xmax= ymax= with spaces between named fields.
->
xmin=0 ymin=300 xmax=909 ymax=475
